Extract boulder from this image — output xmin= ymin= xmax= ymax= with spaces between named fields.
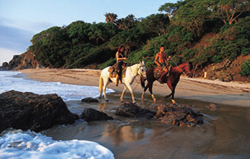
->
xmin=80 ymin=108 xmax=113 ymax=122
xmin=115 ymin=102 xmax=156 ymax=119
xmin=154 ymin=103 xmax=203 ymax=127
xmin=0 ymin=90 xmax=79 ymax=133
xmin=81 ymin=97 xmax=99 ymax=103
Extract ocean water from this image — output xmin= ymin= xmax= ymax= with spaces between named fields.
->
xmin=0 ymin=71 xmax=115 ymax=159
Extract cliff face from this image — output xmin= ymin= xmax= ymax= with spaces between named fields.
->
xmin=195 ymin=54 xmax=250 ymax=83
xmin=192 ymin=33 xmax=250 ymax=83
xmin=0 ymin=51 xmax=43 ymax=70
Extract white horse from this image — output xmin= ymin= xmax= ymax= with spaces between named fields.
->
xmin=99 ymin=61 xmax=146 ymax=103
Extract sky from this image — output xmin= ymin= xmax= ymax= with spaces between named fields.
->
xmin=0 ymin=0 xmax=178 ymax=65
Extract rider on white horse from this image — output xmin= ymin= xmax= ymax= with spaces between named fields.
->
xmin=99 ymin=61 xmax=146 ymax=103
xmin=115 ymin=45 xmax=127 ymax=86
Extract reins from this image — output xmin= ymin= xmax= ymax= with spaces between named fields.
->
xmin=172 ymin=61 xmax=191 ymax=76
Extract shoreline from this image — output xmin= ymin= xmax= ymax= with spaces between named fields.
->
xmin=19 ymin=68 xmax=250 ymax=107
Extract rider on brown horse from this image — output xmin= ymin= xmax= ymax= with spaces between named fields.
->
xmin=154 ymin=45 xmax=171 ymax=83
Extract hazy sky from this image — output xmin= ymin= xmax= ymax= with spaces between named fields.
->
xmin=0 ymin=0 xmax=178 ymax=65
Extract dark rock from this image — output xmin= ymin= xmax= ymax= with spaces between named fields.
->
xmin=115 ymin=102 xmax=156 ymax=119
xmin=0 ymin=90 xmax=79 ymax=133
xmin=154 ymin=103 xmax=203 ymax=127
xmin=80 ymin=108 xmax=113 ymax=122
xmin=81 ymin=97 xmax=99 ymax=103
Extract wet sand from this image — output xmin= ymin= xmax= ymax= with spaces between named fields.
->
xmin=20 ymin=68 xmax=250 ymax=158
xmin=42 ymin=93 xmax=250 ymax=159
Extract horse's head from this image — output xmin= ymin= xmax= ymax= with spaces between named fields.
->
xmin=182 ymin=62 xmax=193 ymax=78
xmin=138 ymin=61 xmax=147 ymax=82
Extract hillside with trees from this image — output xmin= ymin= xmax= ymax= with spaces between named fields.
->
xmin=28 ymin=0 xmax=250 ymax=82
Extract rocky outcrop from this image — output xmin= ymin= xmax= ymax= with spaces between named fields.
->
xmin=1 ymin=51 xmax=42 ymax=70
xmin=154 ymin=103 xmax=203 ymax=127
xmin=115 ymin=102 xmax=203 ymax=127
xmin=115 ymin=102 xmax=156 ymax=119
xmin=0 ymin=90 xmax=79 ymax=133
xmin=80 ymin=108 xmax=113 ymax=122
xmin=195 ymin=55 xmax=250 ymax=82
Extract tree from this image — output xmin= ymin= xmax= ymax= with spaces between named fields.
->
xmin=115 ymin=14 xmax=138 ymax=30
xmin=174 ymin=0 xmax=211 ymax=39
xmin=138 ymin=14 xmax=170 ymax=37
xmin=87 ymin=22 xmax=119 ymax=45
xmin=66 ymin=20 xmax=91 ymax=44
xmin=104 ymin=13 xmax=118 ymax=23
xmin=158 ymin=1 xmax=184 ymax=19
xmin=209 ymin=0 xmax=250 ymax=24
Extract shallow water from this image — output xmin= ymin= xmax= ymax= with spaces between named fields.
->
xmin=43 ymin=92 xmax=250 ymax=159
xmin=1 ymin=71 xmax=250 ymax=159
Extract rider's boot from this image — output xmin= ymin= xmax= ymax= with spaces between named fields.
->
xmin=158 ymin=71 xmax=168 ymax=84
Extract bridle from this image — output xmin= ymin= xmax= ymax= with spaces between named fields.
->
xmin=138 ymin=64 xmax=146 ymax=76
xmin=129 ymin=63 xmax=146 ymax=77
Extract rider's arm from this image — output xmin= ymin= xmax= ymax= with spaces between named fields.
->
xmin=116 ymin=52 xmax=127 ymax=61
xmin=154 ymin=54 xmax=161 ymax=66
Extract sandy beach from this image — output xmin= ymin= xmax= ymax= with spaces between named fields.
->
xmin=17 ymin=68 xmax=250 ymax=159
xmin=21 ymin=68 xmax=250 ymax=107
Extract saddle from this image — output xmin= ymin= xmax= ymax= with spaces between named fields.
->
xmin=108 ymin=63 xmax=127 ymax=78
xmin=153 ymin=66 xmax=171 ymax=79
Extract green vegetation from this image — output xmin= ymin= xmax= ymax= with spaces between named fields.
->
xmin=240 ymin=60 xmax=250 ymax=77
xmin=29 ymin=0 xmax=250 ymax=77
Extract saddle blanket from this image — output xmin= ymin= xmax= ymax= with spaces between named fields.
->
xmin=108 ymin=64 xmax=126 ymax=78
xmin=153 ymin=66 xmax=171 ymax=79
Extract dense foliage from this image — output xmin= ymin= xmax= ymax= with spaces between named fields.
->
xmin=29 ymin=0 xmax=250 ymax=77
xmin=240 ymin=60 xmax=250 ymax=77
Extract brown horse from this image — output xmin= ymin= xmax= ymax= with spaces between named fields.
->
xmin=141 ymin=62 xmax=193 ymax=104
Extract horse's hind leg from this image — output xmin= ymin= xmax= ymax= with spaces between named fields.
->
xmin=103 ymin=80 xmax=110 ymax=101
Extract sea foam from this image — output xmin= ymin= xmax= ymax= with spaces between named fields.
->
xmin=0 ymin=71 xmax=115 ymax=158
xmin=0 ymin=130 xmax=114 ymax=159
xmin=0 ymin=71 xmax=114 ymax=101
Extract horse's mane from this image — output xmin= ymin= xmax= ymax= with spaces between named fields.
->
xmin=176 ymin=62 xmax=193 ymax=69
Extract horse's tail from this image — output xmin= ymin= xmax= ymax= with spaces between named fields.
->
xmin=99 ymin=76 xmax=103 ymax=93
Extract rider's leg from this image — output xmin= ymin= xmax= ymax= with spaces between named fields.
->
xmin=115 ymin=74 xmax=119 ymax=86
xmin=158 ymin=67 xmax=168 ymax=83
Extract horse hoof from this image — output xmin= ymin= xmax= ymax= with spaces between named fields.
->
xmin=171 ymin=99 xmax=177 ymax=104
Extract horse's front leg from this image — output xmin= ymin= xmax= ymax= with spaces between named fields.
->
xmin=120 ymin=86 xmax=127 ymax=102
xmin=141 ymin=83 xmax=149 ymax=99
xmin=126 ymin=84 xmax=136 ymax=103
